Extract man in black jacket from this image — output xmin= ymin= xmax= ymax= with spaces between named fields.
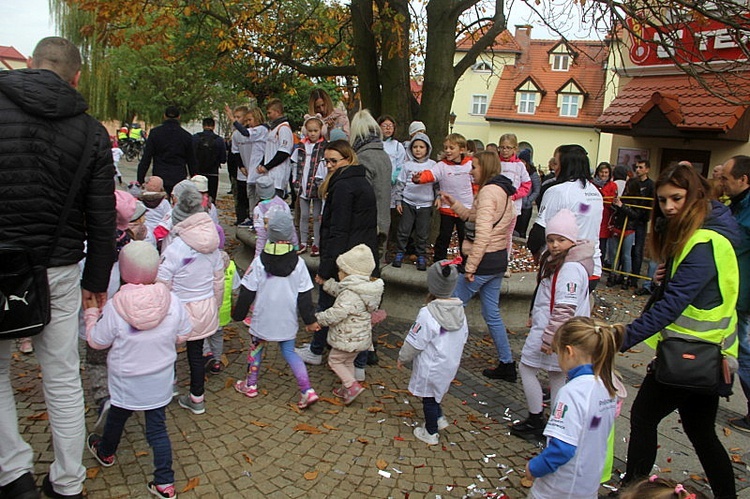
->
xmin=137 ymin=106 xmax=197 ymax=197
xmin=192 ymin=117 xmax=227 ymax=201
xmin=0 ymin=37 xmax=116 ymax=499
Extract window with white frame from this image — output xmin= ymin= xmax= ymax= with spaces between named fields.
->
xmin=471 ymin=94 xmax=488 ymax=115
xmin=552 ymin=54 xmax=570 ymax=71
xmin=518 ymin=92 xmax=536 ymax=114
xmin=473 ymin=61 xmax=493 ymax=72
xmin=560 ymin=94 xmax=580 ymax=117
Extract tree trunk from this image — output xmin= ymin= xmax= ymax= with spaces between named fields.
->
xmin=351 ymin=0 xmax=382 ymax=117
xmin=377 ymin=0 xmax=412 ymax=139
xmin=421 ymin=0 xmax=461 ymax=157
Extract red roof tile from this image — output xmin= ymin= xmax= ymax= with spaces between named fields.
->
xmin=0 ymin=46 xmax=26 ymax=61
xmin=485 ymin=40 xmax=609 ymax=127
xmin=456 ymin=28 xmax=522 ymax=53
xmin=596 ymin=73 xmax=750 ymax=132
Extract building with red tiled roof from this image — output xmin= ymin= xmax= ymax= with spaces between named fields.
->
xmin=597 ymin=19 xmax=750 ymax=177
xmin=0 ymin=46 xmax=26 ymax=71
xmin=450 ymin=26 xmax=610 ymax=168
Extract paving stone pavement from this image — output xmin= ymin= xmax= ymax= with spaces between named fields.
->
xmin=12 ymin=290 xmax=750 ymax=498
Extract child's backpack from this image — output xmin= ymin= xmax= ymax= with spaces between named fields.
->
xmin=196 ymin=133 xmax=215 ymax=169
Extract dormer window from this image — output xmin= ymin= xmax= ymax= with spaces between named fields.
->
xmin=472 ymin=61 xmax=493 ymax=73
xmin=514 ymin=77 xmax=543 ymax=115
xmin=556 ymin=79 xmax=586 ymax=118
xmin=549 ymin=42 xmax=575 ymax=72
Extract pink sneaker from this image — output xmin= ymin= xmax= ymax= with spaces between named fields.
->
xmin=298 ymin=388 xmax=319 ymax=409
xmin=310 ymin=245 xmax=320 ymax=257
xmin=234 ymin=380 xmax=258 ymax=398
xmin=332 ymin=385 xmax=347 ymax=399
xmin=343 ymin=382 xmax=364 ymax=405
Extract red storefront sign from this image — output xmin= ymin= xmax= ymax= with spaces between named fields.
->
xmin=627 ymin=17 xmax=750 ymax=66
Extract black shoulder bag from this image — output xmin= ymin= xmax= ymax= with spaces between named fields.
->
xmin=0 ymin=123 xmax=94 ymax=339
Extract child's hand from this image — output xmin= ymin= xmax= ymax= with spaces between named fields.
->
xmin=440 ymin=191 xmax=456 ymax=206
xmin=522 ymin=467 xmax=534 ymax=486
xmin=83 ymin=294 xmax=99 ymax=309
xmin=411 ymin=171 xmax=422 ymax=184
xmin=396 ymin=204 xmax=403 ymax=215
xmin=526 ymin=316 xmax=532 ymax=328
xmin=314 ymin=274 xmax=325 ymax=285
xmin=305 ymin=322 xmax=321 ymax=332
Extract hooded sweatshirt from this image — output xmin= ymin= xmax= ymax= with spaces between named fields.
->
xmin=521 ymin=240 xmax=594 ymax=372
xmin=395 ymin=133 xmax=437 ymax=209
xmin=157 ymin=211 xmax=224 ymax=339
xmin=87 ymin=283 xmax=193 ymax=410
xmin=399 ymin=298 xmax=469 ymax=403
xmin=316 ymin=274 xmax=385 ymax=352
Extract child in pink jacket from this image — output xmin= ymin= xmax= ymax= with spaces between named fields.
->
xmin=157 ymin=182 xmax=224 ymax=415
xmin=85 ymin=241 xmax=192 ymax=499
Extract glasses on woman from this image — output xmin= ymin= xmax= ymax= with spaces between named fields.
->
xmin=324 ymin=157 xmax=344 ymax=165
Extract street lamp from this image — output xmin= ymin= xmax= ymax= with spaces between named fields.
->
xmin=449 ymin=112 xmax=456 ymax=133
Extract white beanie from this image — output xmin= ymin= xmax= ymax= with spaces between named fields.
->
xmin=408 ymin=121 xmax=426 ymax=136
xmin=119 ymin=241 xmax=159 ymax=284
xmin=336 ymin=244 xmax=375 ymax=277
xmin=546 ymin=209 xmax=579 ymax=243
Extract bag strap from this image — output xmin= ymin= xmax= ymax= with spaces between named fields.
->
xmin=46 ymin=121 xmax=96 ymax=265
xmin=550 ymin=267 xmax=560 ymax=314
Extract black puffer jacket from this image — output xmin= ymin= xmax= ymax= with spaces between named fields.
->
xmin=137 ymin=119 xmax=197 ymax=190
xmin=319 ymin=165 xmax=378 ymax=279
xmin=0 ymin=69 xmax=116 ymax=292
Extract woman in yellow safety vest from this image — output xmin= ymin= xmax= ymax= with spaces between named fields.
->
xmin=619 ymin=164 xmax=740 ymax=499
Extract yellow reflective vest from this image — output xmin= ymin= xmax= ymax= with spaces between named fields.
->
xmin=218 ymin=260 xmax=236 ymax=327
xmin=117 ymin=131 xmax=128 ymax=140
xmin=645 ymin=228 xmax=739 ymax=358
xmin=129 ymin=128 xmax=143 ymax=140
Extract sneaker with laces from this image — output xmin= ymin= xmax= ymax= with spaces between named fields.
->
xmin=310 ymin=245 xmax=320 ymax=257
xmin=93 ymin=398 xmax=111 ymax=435
xmin=148 ymin=481 xmax=177 ymax=498
xmin=298 ymin=388 xmax=319 ymax=409
xmin=416 ymin=256 xmax=427 ymax=271
xmin=729 ymin=415 xmax=750 ymax=433
xmin=332 ymin=385 xmax=347 ymax=398
xmin=234 ymin=380 xmax=258 ymax=398
xmin=178 ymin=394 xmax=205 ymax=415
xmin=354 ymin=367 xmax=366 ymax=382
xmin=343 ymin=381 xmax=364 ymax=405
xmin=392 ymin=252 xmax=404 ymax=268
xmin=510 ymin=415 xmax=546 ymax=438
xmin=238 ymin=218 xmax=254 ymax=228
xmin=87 ymin=434 xmax=115 ymax=467
xmin=413 ymin=426 xmax=439 ymax=445
xmin=295 ymin=345 xmax=322 ymax=365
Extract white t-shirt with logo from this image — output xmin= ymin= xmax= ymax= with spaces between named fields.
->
xmin=264 ymin=123 xmax=294 ymax=191
xmin=240 ymin=256 xmax=313 ymax=342
xmin=536 ymin=180 xmax=603 ymax=276
xmin=531 ymin=373 xmax=617 ymax=499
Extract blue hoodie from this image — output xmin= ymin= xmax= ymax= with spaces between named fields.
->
xmin=623 ymin=201 xmax=740 ymax=351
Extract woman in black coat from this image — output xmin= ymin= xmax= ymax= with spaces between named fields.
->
xmin=295 ymin=140 xmax=379 ymax=373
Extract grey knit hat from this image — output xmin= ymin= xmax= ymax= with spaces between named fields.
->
xmin=172 ymin=183 xmax=203 ymax=225
xmin=266 ymin=207 xmax=295 ymax=243
xmin=427 ymin=261 xmax=459 ymax=298
xmin=256 ymin=175 xmax=275 ymax=200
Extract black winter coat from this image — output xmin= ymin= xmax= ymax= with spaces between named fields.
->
xmin=137 ymin=119 xmax=197 ymax=189
xmin=0 ymin=69 xmax=116 ymax=292
xmin=318 ymin=165 xmax=378 ymax=279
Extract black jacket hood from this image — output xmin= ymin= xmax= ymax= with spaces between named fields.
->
xmin=0 ymin=69 xmax=87 ymax=119
xmin=487 ymin=174 xmax=517 ymax=197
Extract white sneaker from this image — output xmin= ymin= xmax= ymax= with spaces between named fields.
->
xmin=413 ymin=426 xmax=439 ymax=445
xmin=294 ymin=345 xmax=322 ymax=365
xmin=437 ymin=416 xmax=450 ymax=431
xmin=354 ymin=367 xmax=366 ymax=381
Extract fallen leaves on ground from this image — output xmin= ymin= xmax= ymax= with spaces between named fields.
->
xmin=322 ymin=423 xmax=338 ymax=431
xmin=357 ymin=437 xmax=369 ymax=444
xmin=319 ymin=396 xmax=343 ymax=406
xmin=182 ymin=477 xmax=200 ymax=493
xmin=250 ymin=420 xmax=270 ymax=428
xmin=135 ymin=451 xmax=149 ymax=457
xmin=724 ymin=427 xmax=732 ymax=437
xmin=86 ymin=467 xmax=100 ymax=479
xmin=367 ymin=407 xmax=384 ymax=413
xmin=288 ymin=404 xmax=301 ymax=414
xmin=224 ymin=378 xmax=235 ymax=389
xmin=27 ymin=412 xmax=48 ymax=421
xmin=293 ymin=423 xmax=324 ymax=434
xmin=242 ymin=453 xmax=253 ymax=464
xmin=376 ymin=459 xmax=388 ymax=470
xmin=389 ymin=389 xmax=409 ymax=394
xmin=303 ymin=471 xmax=318 ymax=480
xmin=394 ymin=411 xmax=415 ymax=418
xmin=324 ymin=410 xmax=340 ymax=415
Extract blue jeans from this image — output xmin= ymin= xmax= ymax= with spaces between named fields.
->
xmin=422 ymin=397 xmax=443 ymax=435
xmin=608 ymin=232 xmax=635 ymax=274
xmin=100 ymin=405 xmax=174 ymax=486
xmin=310 ymin=286 xmax=368 ymax=368
xmin=453 ymin=273 xmax=512 ymax=363
xmin=737 ymin=313 xmax=750 ymax=415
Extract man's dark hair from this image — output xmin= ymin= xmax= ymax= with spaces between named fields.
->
xmin=31 ymin=37 xmax=82 ymax=83
xmin=165 ymin=106 xmax=180 ymax=119
xmin=636 ymin=159 xmax=651 ymax=169
xmin=730 ymin=155 xmax=750 ymax=180
xmin=202 ymin=117 xmax=215 ymax=128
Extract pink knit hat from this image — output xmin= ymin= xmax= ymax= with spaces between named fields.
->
xmin=115 ymin=190 xmax=137 ymax=231
xmin=546 ymin=209 xmax=578 ymax=242
xmin=119 ymin=241 xmax=160 ymax=284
